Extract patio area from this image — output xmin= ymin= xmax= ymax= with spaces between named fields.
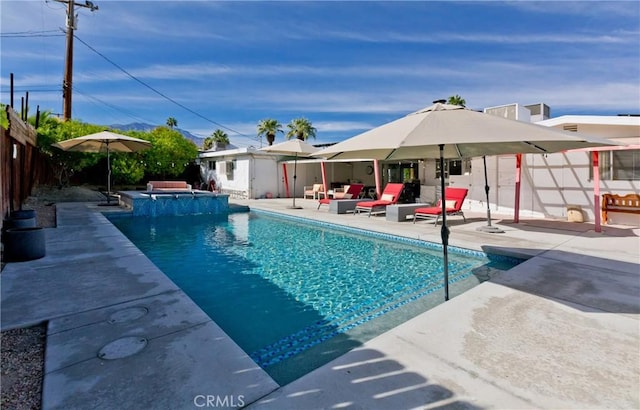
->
xmin=1 ymin=197 xmax=638 ymax=409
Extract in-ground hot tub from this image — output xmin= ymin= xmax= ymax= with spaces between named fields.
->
xmin=118 ymin=190 xmax=230 ymax=216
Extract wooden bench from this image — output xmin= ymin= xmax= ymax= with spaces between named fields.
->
xmin=602 ymin=193 xmax=640 ymax=224
xmin=147 ymin=181 xmax=192 ymax=191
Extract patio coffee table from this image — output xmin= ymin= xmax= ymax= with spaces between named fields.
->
xmin=386 ymin=203 xmax=432 ymax=222
xmin=329 ymin=199 xmax=373 ymax=214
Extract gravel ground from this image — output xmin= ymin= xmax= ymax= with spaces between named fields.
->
xmin=0 ymin=326 xmax=45 ymax=410
xmin=1 ymin=185 xmax=104 ymax=409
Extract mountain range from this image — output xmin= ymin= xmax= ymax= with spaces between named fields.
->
xmin=110 ymin=122 xmax=204 ymax=146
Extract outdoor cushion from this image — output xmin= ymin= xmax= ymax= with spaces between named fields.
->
xmin=317 ymin=184 xmax=364 ymax=210
xmin=413 ymin=187 xmax=468 ymax=225
xmin=354 ymin=183 xmax=404 ymax=216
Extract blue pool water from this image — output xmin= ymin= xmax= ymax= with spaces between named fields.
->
xmin=108 ymin=210 xmax=522 ymax=384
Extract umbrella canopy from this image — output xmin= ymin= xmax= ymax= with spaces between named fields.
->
xmin=260 ymin=138 xmax=320 ymax=156
xmin=314 ymin=103 xmax=615 ymax=161
xmin=53 ymin=130 xmax=152 ymax=153
xmin=313 ymin=102 xmax=617 ymax=301
xmin=53 ymin=131 xmax=152 ymax=204
xmin=261 ymin=139 xmax=320 ymax=209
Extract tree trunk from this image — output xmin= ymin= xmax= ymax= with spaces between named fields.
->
xmin=267 ymin=133 xmax=275 ymax=145
xmin=297 ymin=133 xmax=304 ymax=141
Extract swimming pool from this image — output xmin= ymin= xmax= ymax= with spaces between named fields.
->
xmin=108 ymin=210 xmax=523 ymax=385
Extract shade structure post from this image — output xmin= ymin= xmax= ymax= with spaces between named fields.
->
xmin=374 ymin=159 xmax=382 ymax=199
xmin=593 ymin=151 xmax=601 ymax=233
xmin=320 ymin=161 xmax=328 ymax=199
xmin=439 ymin=144 xmax=450 ymax=301
xmin=282 ymin=163 xmax=290 ymax=198
xmin=477 ymin=155 xmax=505 ymax=233
xmin=514 ymin=154 xmax=522 ymax=223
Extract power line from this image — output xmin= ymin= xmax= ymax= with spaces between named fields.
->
xmin=73 ymin=34 xmax=258 ymax=141
xmin=73 ymin=87 xmax=158 ymax=125
xmin=0 ymin=30 xmax=62 ymax=38
xmin=4 ymin=88 xmax=60 ymax=92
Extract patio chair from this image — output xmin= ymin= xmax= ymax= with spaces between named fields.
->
xmin=332 ymin=184 xmax=360 ymax=199
xmin=413 ymin=187 xmax=468 ymax=226
xmin=317 ymin=184 xmax=364 ymax=210
xmin=304 ymin=184 xmax=325 ymax=200
xmin=353 ymin=183 xmax=404 ymax=216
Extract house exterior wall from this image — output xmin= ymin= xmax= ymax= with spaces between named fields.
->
xmin=253 ymin=158 xmax=282 ymax=199
xmin=448 ymin=110 xmax=640 ymax=225
xmin=199 ymin=149 xmax=282 ymax=199
xmin=452 ymin=150 xmax=639 ymax=224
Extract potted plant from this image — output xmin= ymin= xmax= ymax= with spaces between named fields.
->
xmin=257 ymin=118 xmax=283 ymax=146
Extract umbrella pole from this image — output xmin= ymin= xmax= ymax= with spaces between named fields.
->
xmin=439 ymin=144 xmax=450 ymax=301
xmin=477 ymin=155 xmax=504 ymax=233
xmin=289 ymin=154 xmax=302 ymax=209
xmin=107 ymin=142 xmax=111 ymax=204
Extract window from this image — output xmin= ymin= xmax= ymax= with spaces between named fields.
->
xmin=208 ymin=160 xmax=216 ymax=170
xmin=386 ymin=161 xmax=418 ymax=182
xmin=591 ymin=150 xmax=640 ymax=181
xmin=226 ymin=160 xmax=236 ymax=180
xmin=435 ymin=159 xmax=471 ymax=179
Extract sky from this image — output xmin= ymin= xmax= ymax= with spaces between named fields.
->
xmin=2 ymin=1 xmax=639 ymax=148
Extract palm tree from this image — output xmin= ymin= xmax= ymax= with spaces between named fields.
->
xmin=286 ymin=117 xmax=316 ymax=141
xmin=447 ymin=95 xmax=466 ymax=107
xmin=203 ymin=137 xmax=214 ymax=150
xmin=257 ymin=118 xmax=283 ymax=146
xmin=211 ymin=129 xmax=230 ymax=149
xmin=166 ymin=117 xmax=178 ymax=129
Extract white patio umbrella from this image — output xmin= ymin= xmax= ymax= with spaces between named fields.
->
xmin=53 ymin=131 xmax=152 ymax=204
xmin=261 ymin=139 xmax=320 ymax=209
xmin=314 ymin=102 xmax=616 ymax=300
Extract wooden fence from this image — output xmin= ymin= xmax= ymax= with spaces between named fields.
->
xmin=1 ymin=105 xmax=44 ymax=230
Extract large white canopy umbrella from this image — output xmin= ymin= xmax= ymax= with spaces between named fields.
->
xmin=314 ymin=102 xmax=617 ymax=300
xmin=261 ymin=139 xmax=320 ymax=209
xmin=53 ymin=131 xmax=152 ymax=204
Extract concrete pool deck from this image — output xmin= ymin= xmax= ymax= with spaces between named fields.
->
xmin=1 ymin=198 xmax=638 ymax=409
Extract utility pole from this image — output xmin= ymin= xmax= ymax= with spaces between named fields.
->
xmin=55 ymin=0 xmax=98 ymax=121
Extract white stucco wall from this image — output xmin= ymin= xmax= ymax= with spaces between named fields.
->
xmin=253 ymin=158 xmax=282 ymax=199
xmin=198 ymin=148 xmax=282 ymax=199
xmin=450 ymin=150 xmax=639 ymax=224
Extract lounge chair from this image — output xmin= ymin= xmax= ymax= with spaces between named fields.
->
xmin=353 ymin=183 xmax=404 ymax=217
xmin=413 ymin=187 xmax=468 ymax=225
xmin=303 ymin=184 xmax=325 ymax=200
xmin=333 ymin=184 xmax=361 ymax=199
xmin=317 ymin=184 xmax=364 ymax=210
